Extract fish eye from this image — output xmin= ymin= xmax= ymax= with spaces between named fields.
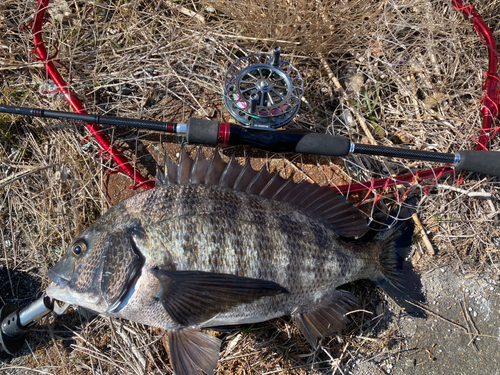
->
xmin=71 ymin=241 xmax=87 ymax=258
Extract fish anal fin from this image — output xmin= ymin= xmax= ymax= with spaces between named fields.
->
xmin=152 ymin=269 xmax=288 ymax=326
xmin=292 ymin=290 xmax=357 ymax=347
xmin=167 ymin=328 xmax=221 ymax=375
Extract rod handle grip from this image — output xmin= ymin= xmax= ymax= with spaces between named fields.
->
xmin=229 ymin=127 xmax=351 ymax=155
xmin=456 ymin=150 xmax=500 ymax=176
xmin=185 ymin=119 xmax=311 ymax=151
xmin=186 ymin=118 xmax=220 ymax=145
xmin=295 ymin=133 xmax=351 ymax=156
xmin=185 ymin=119 xmax=352 ymax=156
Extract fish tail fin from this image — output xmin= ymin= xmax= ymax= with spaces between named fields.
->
xmin=371 ymin=197 xmax=426 ymax=317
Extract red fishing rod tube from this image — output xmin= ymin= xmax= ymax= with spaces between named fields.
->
xmin=32 ymin=0 xmax=154 ymax=189
xmin=452 ymin=0 xmax=500 ymax=150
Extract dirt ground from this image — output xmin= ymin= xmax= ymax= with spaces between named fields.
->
xmin=350 ymin=262 xmax=500 ymax=375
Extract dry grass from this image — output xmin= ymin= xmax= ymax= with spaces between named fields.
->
xmin=1 ymin=0 xmax=500 ymax=373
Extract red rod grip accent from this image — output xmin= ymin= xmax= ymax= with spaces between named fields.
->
xmin=218 ymin=123 xmax=231 ymax=145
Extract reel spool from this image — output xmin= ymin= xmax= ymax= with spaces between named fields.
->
xmin=223 ymin=47 xmax=304 ymax=130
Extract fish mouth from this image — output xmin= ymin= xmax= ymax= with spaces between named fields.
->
xmin=46 ymin=274 xmax=75 ymax=305
xmin=46 ymin=269 xmax=70 ymax=288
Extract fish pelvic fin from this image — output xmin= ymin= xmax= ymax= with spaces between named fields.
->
xmin=167 ymin=328 xmax=221 ymax=375
xmin=372 ymin=197 xmax=426 ymax=317
xmin=157 ymin=145 xmax=369 ymax=238
xmin=292 ymin=290 xmax=358 ymax=348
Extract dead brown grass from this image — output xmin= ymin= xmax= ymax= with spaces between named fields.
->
xmin=1 ymin=0 xmax=499 ymax=373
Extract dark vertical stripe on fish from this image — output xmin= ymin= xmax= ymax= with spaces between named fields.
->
xmin=278 ymin=211 xmax=298 ymax=288
xmin=211 ymin=215 xmax=224 ymax=273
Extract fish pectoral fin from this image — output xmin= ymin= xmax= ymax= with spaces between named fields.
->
xmin=167 ymin=328 xmax=221 ymax=375
xmin=291 ymin=290 xmax=357 ymax=348
xmin=152 ymin=269 xmax=288 ymax=326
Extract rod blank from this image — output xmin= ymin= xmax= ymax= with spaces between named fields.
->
xmin=0 ymin=105 xmax=181 ymax=133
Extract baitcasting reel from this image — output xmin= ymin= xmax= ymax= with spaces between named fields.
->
xmin=223 ymin=47 xmax=304 ymax=130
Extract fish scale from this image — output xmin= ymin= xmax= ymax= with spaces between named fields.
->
xmin=46 ymin=148 xmax=425 ymax=375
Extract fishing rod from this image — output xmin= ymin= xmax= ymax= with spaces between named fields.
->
xmin=2 ymin=46 xmax=499 ymax=178
xmin=1 ymin=103 xmax=499 ymax=177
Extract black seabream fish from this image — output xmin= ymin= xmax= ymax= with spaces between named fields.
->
xmin=47 ymin=147 xmax=424 ymax=374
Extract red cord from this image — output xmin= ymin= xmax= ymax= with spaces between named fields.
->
xmin=32 ymin=0 xmax=154 ymax=190
xmin=335 ymin=167 xmax=455 ymax=194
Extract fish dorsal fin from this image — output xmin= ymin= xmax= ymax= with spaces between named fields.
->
xmin=157 ymin=146 xmax=368 ymax=238
xmin=156 ymin=153 xmax=179 ymax=185
xmin=190 ymin=148 xmax=210 ymax=184
xmin=205 ymin=149 xmax=227 ymax=186
xmin=179 ymin=147 xmax=194 ymax=184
